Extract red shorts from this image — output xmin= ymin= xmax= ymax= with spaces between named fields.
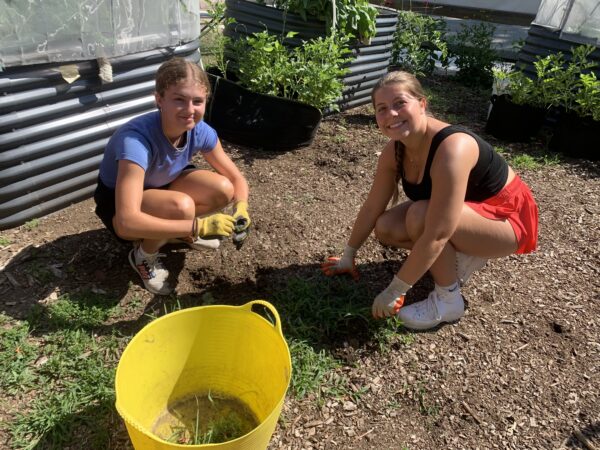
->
xmin=466 ymin=175 xmax=538 ymax=254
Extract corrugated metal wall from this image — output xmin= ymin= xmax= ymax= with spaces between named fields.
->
xmin=223 ymin=0 xmax=398 ymax=112
xmin=0 ymin=41 xmax=200 ymax=230
xmin=516 ymin=24 xmax=600 ymax=77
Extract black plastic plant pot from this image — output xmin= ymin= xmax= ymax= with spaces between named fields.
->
xmin=548 ymin=111 xmax=600 ymax=161
xmin=203 ymin=72 xmax=322 ymax=151
xmin=485 ymin=95 xmax=546 ymax=142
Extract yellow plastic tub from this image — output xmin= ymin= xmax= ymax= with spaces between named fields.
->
xmin=115 ymin=300 xmax=291 ymax=449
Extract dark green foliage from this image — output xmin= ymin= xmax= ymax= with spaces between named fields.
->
xmin=448 ymin=22 xmax=497 ymax=87
xmin=231 ymin=31 xmax=352 ymax=111
xmin=391 ymin=11 xmax=448 ymax=76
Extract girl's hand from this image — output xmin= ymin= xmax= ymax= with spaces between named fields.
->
xmin=193 ymin=213 xmax=235 ymax=238
xmin=321 ymin=245 xmax=359 ymax=280
xmin=372 ymin=276 xmax=411 ymax=318
xmin=233 ymin=201 xmax=251 ymax=231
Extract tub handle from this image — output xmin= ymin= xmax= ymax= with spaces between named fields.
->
xmin=242 ymin=300 xmax=284 ymax=337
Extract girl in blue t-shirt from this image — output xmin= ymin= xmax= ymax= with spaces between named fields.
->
xmin=94 ymin=57 xmax=250 ymax=295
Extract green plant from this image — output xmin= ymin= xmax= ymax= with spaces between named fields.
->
xmin=390 ymin=11 xmax=448 ymax=77
xmin=257 ymin=0 xmax=378 ymax=42
xmin=536 ymin=45 xmax=597 ymax=111
xmin=448 ymin=22 xmax=497 ymax=87
xmin=494 ymin=44 xmax=599 ymax=117
xmin=0 ymin=236 xmax=10 ymax=246
xmin=574 ymin=72 xmax=600 ymax=120
xmin=200 ymin=0 xmax=236 ymax=77
xmin=231 ymin=31 xmax=352 ymax=111
xmin=491 ymin=64 xmax=538 ymax=107
xmin=23 ymin=218 xmax=40 ymax=230
xmin=289 ymin=339 xmax=345 ymax=399
xmin=5 ymin=325 xmax=121 ymax=449
xmin=494 ymin=146 xmax=562 ymax=169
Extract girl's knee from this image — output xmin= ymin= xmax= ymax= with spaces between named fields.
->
xmin=171 ymin=194 xmax=196 ymax=219
xmin=374 ymin=214 xmax=393 ymax=243
xmin=219 ymin=177 xmax=235 ymax=202
xmin=405 ymin=201 xmax=428 ymax=240
xmin=203 ymin=177 xmax=235 ymax=211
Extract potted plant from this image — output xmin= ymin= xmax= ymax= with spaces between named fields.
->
xmin=199 ymin=0 xmax=352 ymax=151
xmin=545 ymin=45 xmax=600 ymax=160
xmin=223 ymin=0 xmax=398 ymax=111
xmin=486 ymin=44 xmax=600 ymax=150
xmin=203 ymin=27 xmax=352 ymax=150
xmin=485 ymin=63 xmax=548 ymax=142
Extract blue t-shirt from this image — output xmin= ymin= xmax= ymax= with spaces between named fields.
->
xmin=98 ymin=111 xmax=218 ymax=188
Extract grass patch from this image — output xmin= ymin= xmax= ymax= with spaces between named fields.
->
xmin=23 ymin=218 xmax=40 ymax=230
xmin=288 ymin=339 xmax=343 ymax=399
xmin=271 ymin=275 xmax=414 ymax=401
xmin=30 ymin=291 xmax=122 ymax=330
xmin=0 ymin=315 xmax=38 ymax=395
xmin=1 ymin=314 xmax=124 ymax=449
xmin=0 ymin=236 xmax=11 ymax=246
xmin=496 ymin=147 xmax=562 ymax=170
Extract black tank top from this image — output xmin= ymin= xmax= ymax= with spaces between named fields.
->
xmin=401 ymin=125 xmax=508 ymax=202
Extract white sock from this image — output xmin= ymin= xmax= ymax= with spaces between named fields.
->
xmin=135 ymin=245 xmax=156 ymax=261
xmin=435 ymin=282 xmax=461 ymax=302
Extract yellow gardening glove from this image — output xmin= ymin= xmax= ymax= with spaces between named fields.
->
xmin=193 ymin=213 xmax=235 ymax=238
xmin=232 ymin=201 xmax=251 ymax=248
xmin=232 ymin=200 xmax=251 ymax=232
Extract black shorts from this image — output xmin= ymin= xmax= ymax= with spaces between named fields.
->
xmin=94 ymin=178 xmax=129 ymax=244
xmin=93 ymin=165 xmax=196 ymax=243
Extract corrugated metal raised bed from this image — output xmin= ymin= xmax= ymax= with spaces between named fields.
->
xmin=223 ymin=0 xmax=398 ymax=112
xmin=516 ymin=24 xmax=600 ymax=78
xmin=0 ymin=42 xmax=200 ymax=230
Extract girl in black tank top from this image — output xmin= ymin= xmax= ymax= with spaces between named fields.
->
xmin=322 ymin=71 xmax=538 ymax=332
xmin=399 ymin=125 xmax=508 ymax=202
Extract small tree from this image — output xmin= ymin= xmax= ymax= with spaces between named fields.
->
xmin=390 ymin=11 xmax=448 ymax=77
xmin=448 ymin=22 xmax=497 ymax=87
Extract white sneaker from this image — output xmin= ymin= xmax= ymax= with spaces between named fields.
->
xmin=128 ymin=248 xmax=173 ymax=295
xmin=397 ymin=290 xmax=465 ymax=330
xmin=456 ymin=252 xmax=487 ymax=286
xmin=167 ymin=236 xmax=221 ymax=250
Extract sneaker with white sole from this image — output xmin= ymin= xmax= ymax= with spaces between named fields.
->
xmin=128 ymin=248 xmax=173 ymax=295
xmin=456 ymin=252 xmax=487 ymax=286
xmin=397 ymin=290 xmax=465 ymax=330
xmin=167 ymin=236 xmax=221 ymax=250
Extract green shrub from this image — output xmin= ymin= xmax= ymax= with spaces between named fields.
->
xmin=492 ymin=44 xmax=599 ymax=119
xmin=390 ymin=11 xmax=448 ymax=76
xmin=258 ymin=0 xmax=377 ymax=42
xmin=231 ymin=31 xmax=352 ymax=111
xmin=448 ymin=22 xmax=497 ymax=87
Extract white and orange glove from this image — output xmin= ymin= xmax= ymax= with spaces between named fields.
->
xmin=372 ymin=276 xmax=411 ymax=319
xmin=321 ymin=245 xmax=359 ymax=281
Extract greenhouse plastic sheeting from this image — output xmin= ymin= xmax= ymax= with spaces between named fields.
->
xmin=534 ymin=0 xmax=600 ymax=44
xmin=0 ymin=0 xmax=201 ymax=69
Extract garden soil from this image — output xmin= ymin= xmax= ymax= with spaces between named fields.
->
xmin=1 ymin=75 xmax=599 ymax=450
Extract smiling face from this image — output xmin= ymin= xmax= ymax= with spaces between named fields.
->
xmin=373 ymin=83 xmax=427 ymax=141
xmin=153 ymin=58 xmax=211 ymax=142
xmin=155 ymin=77 xmax=208 ymax=140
